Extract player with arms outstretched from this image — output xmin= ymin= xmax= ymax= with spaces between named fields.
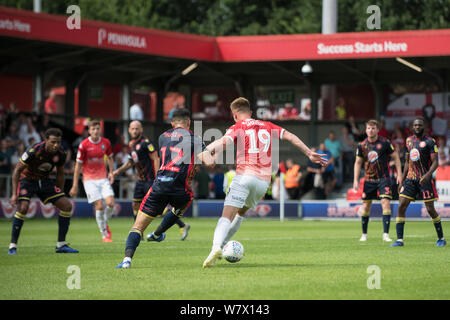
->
xmin=8 ymin=128 xmax=78 ymax=255
xmin=115 ymin=109 xmax=214 ymax=268
xmin=202 ymin=97 xmax=328 ymax=268
xmin=391 ymin=117 xmax=446 ymax=247
xmin=70 ymin=120 xmax=115 ymax=242
xmin=112 ymin=120 xmax=190 ymax=240
xmin=353 ymin=119 xmax=402 ymax=242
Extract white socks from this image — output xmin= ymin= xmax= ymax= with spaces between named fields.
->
xmin=222 ymin=215 xmax=244 ymax=248
xmin=105 ymin=206 xmax=114 ymax=221
xmin=212 ymin=217 xmax=231 ymax=251
xmin=95 ymin=210 xmax=108 ymax=237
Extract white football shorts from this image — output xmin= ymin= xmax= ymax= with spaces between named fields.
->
xmin=224 ymin=175 xmax=269 ymax=210
xmin=83 ymin=178 xmax=114 ymax=203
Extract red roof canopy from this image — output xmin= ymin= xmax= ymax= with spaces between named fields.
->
xmin=1 ymin=6 xmax=450 ymax=62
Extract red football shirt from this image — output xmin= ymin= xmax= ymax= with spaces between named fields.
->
xmin=224 ymin=118 xmax=285 ymax=182
xmin=76 ymin=137 xmax=113 ymax=181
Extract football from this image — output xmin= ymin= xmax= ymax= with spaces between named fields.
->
xmin=222 ymin=240 xmax=244 ymax=263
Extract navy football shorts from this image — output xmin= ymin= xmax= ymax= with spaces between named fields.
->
xmin=400 ymin=178 xmax=438 ymax=202
xmin=17 ymin=178 xmax=65 ymax=204
xmin=362 ymin=177 xmax=392 ymax=201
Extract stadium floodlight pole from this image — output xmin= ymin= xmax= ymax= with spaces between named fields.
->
xmin=33 ymin=0 xmax=41 ymax=13
xmin=280 ymin=173 xmax=285 ymax=222
xmin=396 ymin=57 xmax=422 ymax=72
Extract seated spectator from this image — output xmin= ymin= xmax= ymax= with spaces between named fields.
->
xmin=318 ymin=143 xmax=337 ymax=197
xmin=0 ymin=139 xmax=11 ymax=197
xmin=284 ymin=158 xmax=301 ymax=200
xmin=339 ymin=126 xmax=355 ymax=183
xmin=5 ymin=123 xmax=21 ymax=154
xmin=212 ymin=166 xmax=225 ymax=199
xmin=10 ymin=140 xmax=25 ymax=169
xmin=20 ymin=116 xmax=41 ymax=148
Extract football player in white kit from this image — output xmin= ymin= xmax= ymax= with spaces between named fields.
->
xmin=202 ymin=97 xmax=328 ymax=268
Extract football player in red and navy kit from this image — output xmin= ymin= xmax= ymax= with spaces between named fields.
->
xmin=116 ymin=109 xmax=215 ymax=268
xmin=112 ymin=120 xmax=190 ymax=239
xmin=391 ymin=117 xmax=446 ymax=247
xmin=8 ymin=128 xmax=78 ymax=255
xmin=353 ymin=120 xmax=402 ymax=243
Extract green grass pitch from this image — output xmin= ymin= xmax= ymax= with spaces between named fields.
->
xmin=1 ymin=218 xmax=449 ymax=300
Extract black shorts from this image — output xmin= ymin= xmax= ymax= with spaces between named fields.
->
xmin=17 ymin=178 xmax=65 ymax=204
xmin=133 ymin=180 xmax=154 ymax=203
xmin=400 ymin=178 xmax=438 ymax=202
xmin=362 ymin=178 xmax=392 ymax=201
xmin=139 ymin=185 xmax=193 ymax=218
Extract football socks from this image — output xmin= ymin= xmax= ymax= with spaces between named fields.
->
xmin=125 ymin=229 xmax=142 ymax=258
xmin=57 ymin=211 xmax=72 ymax=242
xmin=382 ymin=210 xmax=391 ymax=234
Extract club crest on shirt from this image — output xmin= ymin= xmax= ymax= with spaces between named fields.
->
xmin=20 ymin=189 xmax=28 ymax=195
xmin=368 ymin=151 xmax=378 ymax=163
xmin=101 ymin=144 xmax=105 ymax=151
xmin=131 ymin=151 xmax=138 ymax=163
xmin=53 ymin=156 xmax=59 ymax=163
xmin=410 ymin=148 xmax=420 ymax=162
xmin=419 ymin=141 xmax=426 ymax=148
xmin=136 ymin=143 xmax=141 ymax=151
xmin=376 ymin=143 xmax=382 ymax=150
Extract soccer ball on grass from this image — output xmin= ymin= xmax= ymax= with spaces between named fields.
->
xmin=222 ymin=240 xmax=244 ymax=263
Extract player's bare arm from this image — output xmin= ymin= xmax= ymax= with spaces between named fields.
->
xmin=420 ymin=153 xmax=438 ymax=185
xmin=353 ymin=156 xmax=363 ymax=191
xmin=10 ymin=161 xmax=26 ymax=205
xmin=197 ymin=149 xmax=215 ymax=168
xmin=107 ymin=155 xmax=115 ymax=184
xmin=390 ymin=151 xmax=403 ymax=186
xmin=281 ymin=130 xmax=328 ymax=166
xmin=56 ymin=165 xmax=65 ymax=190
xmin=113 ymin=159 xmax=134 ymax=178
xmin=149 ymin=151 xmax=160 ymax=178
xmin=206 ymin=136 xmax=232 ymax=156
xmin=69 ymin=161 xmax=82 ymax=198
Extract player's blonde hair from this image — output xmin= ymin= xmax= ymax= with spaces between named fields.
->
xmin=230 ymin=97 xmax=251 ymax=114
xmin=365 ymin=119 xmax=379 ymax=128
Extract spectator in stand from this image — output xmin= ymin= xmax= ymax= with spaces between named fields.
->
xmin=194 ymin=165 xmax=211 ymax=199
xmin=45 ymin=91 xmax=58 ymax=114
xmin=280 ymin=103 xmax=299 ymax=120
xmin=335 ymin=97 xmax=347 ymax=120
xmin=437 ymin=136 xmax=450 ymax=167
xmin=37 ymin=113 xmax=52 ymax=141
xmin=0 ymin=138 xmax=11 ymax=197
xmin=5 ymin=123 xmax=21 ymax=154
xmin=345 ymin=116 xmax=364 ymax=142
xmin=10 ymin=140 xmax=25 ymax=169
xmin=378 ymin=119 xmax=389 ymax=138
xmin=305 ymin=147 xmax=324 ymax=199
xmin=72 ymin=127 xmax=89 ymax=156
xmin=20 ymin=116 xmax=41 ymax=148
xmin=130 ymin=102 xmax=144 ymax=121
xmin=113 ymin=132 xmax=126 ymax=156
xmin=324 ymin=131 xmax=341 ymax=187
xmin=5 ymin=102 xmax=19 ymax=129
xmin=339 ymin=126 xmax=355 ymax=183
xmin=168 ymin=102 xmax=184 ymax=121
xmin=284 ymin=158 xmax=302 ymax=200
xmin=318 ymin=143 xmax=337 ymax=197
xmin=212 ymin=166 xmax=225 ymax=199
xmin=223 ymin=165 xmax=236 ymax=195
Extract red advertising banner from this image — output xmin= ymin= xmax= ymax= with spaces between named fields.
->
xmin=1 ymin=6 xmax=450 ymax=62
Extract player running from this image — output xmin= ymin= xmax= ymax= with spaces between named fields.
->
xmin=8 ymin=128 xmax=78 ymax=255
xmin=202 ymin=97 xmax=328 ymax=268
xmin=391 ymin=117 xmax=446 ymax=247
xmin=353 ymin=119 xmax=402 ymax=242
xmin=112 ymin=120 xmax=191 ymax=240
xmin=69 ymin=120 xmax=115 ymax=243
xmin=115 ymin=108 xmax=214 ymax=268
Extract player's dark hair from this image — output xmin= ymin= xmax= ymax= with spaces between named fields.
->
xmin=414 ymin=116 xmax=425 ymax=123
xmin=45 ymin=128 xmax=62 ymax=139
xmin=88 ymin=119 xmax=101 ymax=128
xmin=171 ymin=108 xmax=191 ymax=122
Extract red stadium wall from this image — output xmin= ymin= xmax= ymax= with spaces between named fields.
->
xmin=0 ymin=73 xmax=33 ymax=111
xmin=87 ymin=84 xmax=121 ymax=119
